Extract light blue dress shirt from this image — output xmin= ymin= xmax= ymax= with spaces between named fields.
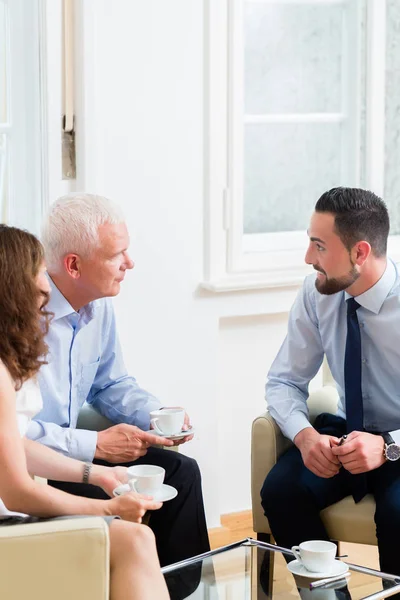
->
xmin=266 ymin=259 xmax=400 ymax=444
xmin=27 ymin=278 xmax=162 ymax=461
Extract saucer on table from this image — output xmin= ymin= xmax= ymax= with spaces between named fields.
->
xmin=113 ymin=483 xmax=178 ymax=502
xmin=287 ymin=559 xmax=349 ymax=580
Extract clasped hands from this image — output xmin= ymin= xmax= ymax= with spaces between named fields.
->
xmin=294 ymin=427 xmax=386 ymax=479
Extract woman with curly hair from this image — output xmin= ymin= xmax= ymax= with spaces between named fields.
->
xmin=0 ymin=225 xmax=169 ymax=600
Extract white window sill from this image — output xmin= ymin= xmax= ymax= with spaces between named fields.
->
xmin=200 ymin=267 xmax=311 ymax=293
xmin=201 ymin=250 xmax=400 ymax=293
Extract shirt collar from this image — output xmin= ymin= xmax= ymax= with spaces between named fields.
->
xmin=344 ymin=258 xmax=397 ymax=314
xmin=46 ymin=274 xmax=100 ymax=322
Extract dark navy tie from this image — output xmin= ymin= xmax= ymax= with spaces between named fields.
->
xmin=344 ymin=297 xmax=367 ymax=502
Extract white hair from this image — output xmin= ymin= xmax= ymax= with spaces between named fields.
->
xmin=42 ymin=193 xmax=125 ymax=271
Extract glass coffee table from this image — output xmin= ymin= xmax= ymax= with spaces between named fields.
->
xmin=162 ymin=538 xmax=400 ymax=600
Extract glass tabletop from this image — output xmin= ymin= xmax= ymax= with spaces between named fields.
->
xmin=162 ymin=538 xmax=400 ymax=600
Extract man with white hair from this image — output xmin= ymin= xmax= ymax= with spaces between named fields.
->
xmin=27 ymin=193 xmax=210 ymax=568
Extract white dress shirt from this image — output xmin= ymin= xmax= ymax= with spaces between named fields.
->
xmin=266 ymin=259 xmax=400 ymax=443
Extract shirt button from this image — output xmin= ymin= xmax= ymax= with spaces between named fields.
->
xmin=362 ymin=358 xmax=367 ymax=364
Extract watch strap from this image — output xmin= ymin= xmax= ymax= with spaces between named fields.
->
xmin=382 ymin=432 xmax=395 ymax=446
xmin=82 ymin=462 xmax=93 ymax=484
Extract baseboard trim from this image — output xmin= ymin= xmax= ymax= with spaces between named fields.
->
xmin=208 ymin=510 xmax=253 ymax=549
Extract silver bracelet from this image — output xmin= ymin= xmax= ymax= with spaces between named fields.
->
xmin=82 ymin=462 xmax=93 ymax=484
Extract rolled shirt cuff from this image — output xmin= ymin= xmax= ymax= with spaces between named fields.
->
xmin=69 ymin=429 xmax=98 ymax=462
xmin=282 ymin=414 xmax=314 ymax=442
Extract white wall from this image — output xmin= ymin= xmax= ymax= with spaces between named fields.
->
xmin=45 ymin=0 xmax=322 ymax=528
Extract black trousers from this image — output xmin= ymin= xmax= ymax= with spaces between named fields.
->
xmin=261 ymin=413 xmax=400 ymax=576
xmin=49 ymin=446 xmax=210 ymax=568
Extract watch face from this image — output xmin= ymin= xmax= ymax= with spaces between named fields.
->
xmin=386 ymin=444 xmax=400 ymax=461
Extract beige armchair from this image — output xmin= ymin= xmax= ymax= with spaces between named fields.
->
xmin=1 ymin=403 xmax=140 ymax=600
xmin=0 ymin=407 xmax=113 ymax=599
xmin=1 ymin=403 xmax=158 ymax=600
xmin=251 ymin=386 xmax=377 ymax=546
xmin=0 ymin=517 xmax=109 ymax=599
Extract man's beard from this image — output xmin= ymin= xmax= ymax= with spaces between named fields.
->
xmin=314 ymin=264 xmax=360 ymax=295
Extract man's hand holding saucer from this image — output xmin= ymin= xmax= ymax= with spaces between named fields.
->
xmin=95 ymin=424 xmax=174 ymax=463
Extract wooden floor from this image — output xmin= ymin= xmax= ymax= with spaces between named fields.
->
xmin=208 ymin=511 xmax=381 ymax=597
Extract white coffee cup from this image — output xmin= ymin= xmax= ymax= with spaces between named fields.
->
xmin=291 ymin=540 xmax=337 ymax=573
xmin=150 ymin=408 xmax=185 ymax=435
xmin=126 ymin=465 xmax=165 ymax=495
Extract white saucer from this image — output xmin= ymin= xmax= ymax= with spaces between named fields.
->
xmin=113 ymin=483 xmax=178 ymax=503
xmin=159 ymin=427 xmax=195 ymax=440
xmin=152 ymin=484 xmax=178 ymax=502
xmin=287 ymin=559 xmax=349 ymax=580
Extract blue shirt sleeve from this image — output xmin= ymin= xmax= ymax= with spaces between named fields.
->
xmin=86 ymin=301 xmax=162 ymax=431
xmin=26 ymin=419 xmax=98 ymax=462
xmin=266 ymin=275 xmax=325 ymax=441
xmin=29 ymin=297 xmax=162 ymax=461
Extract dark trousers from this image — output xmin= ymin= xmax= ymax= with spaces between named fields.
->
xmin=49 ymin=446 xmax=210 ymax=568
xmin=261 ymin=413 xmax=400 ymax=576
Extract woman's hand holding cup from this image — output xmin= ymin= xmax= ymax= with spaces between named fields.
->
xmin=91 ymin=464 xmax=130 ymax=497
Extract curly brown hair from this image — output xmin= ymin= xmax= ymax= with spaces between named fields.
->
xmin=0 ymin=225 xmax=52 ymax=389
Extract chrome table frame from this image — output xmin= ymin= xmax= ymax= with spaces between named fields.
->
xmin=162 ymin=537 xmax=400 ymax=600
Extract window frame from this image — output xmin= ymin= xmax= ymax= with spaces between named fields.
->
xmin=203 ymin=0 xmax=399 ymax=292
xmin=0 ymin=0 xmax=47 ymax=235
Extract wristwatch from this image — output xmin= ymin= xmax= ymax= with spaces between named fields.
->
xmin=82 ymin=462 xmax=93 ymax=484
xmin=382 ymin=433 xmax=400 ymax=462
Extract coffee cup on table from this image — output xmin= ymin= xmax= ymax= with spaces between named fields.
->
xmin=125 ymin=465 xmax=165 ymax=496
xmin=150 ymin=408 xmax=185 ymax=435
xmin=291 ymin=540 xmax=337 ymax=573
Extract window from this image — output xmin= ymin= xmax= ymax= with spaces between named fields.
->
xmin=0 ymin=0 xmax=45 ymax=234
xmin=385 ymin=0 xmax=400 ymax=233
xmin=204 ymin=0 xmax=400 ymax=291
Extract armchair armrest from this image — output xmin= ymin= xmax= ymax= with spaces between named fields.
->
xmin=251 ymin=412 xmax=291 ymax=532
xmin=307 ymin=386 xmax=339 ymax=423
xmin=251 ymin=386 xmax=339 ymax=534
xmin=77 ymin=403 xmax=114 ymax=432
xmin=0 ymin=516 xmax=109 ymax=600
